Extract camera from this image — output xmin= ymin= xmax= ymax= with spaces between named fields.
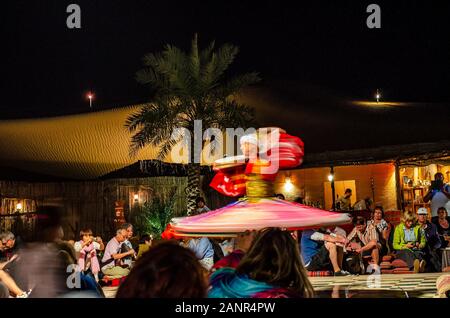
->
xmin=430 ymin=180 xmax=443 ymax=191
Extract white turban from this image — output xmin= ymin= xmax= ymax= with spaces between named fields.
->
xmin=240 ymin=134 xmax=258 ymax=146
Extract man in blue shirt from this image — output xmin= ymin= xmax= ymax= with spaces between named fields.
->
xmin=301 ymin=227 xmax=350 ymax=276
xmin=186 ymin=237 xmax=214 ymax=271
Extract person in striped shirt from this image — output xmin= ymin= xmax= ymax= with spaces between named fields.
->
xmin=346 ymin=216 xmax=380 ymax=266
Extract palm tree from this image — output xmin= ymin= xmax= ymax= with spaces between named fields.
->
xmin=126 ymin=34 xmax=260 ymax=215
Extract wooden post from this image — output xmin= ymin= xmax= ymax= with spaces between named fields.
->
xmin=394 ymin=160 xmax=403 ymax=211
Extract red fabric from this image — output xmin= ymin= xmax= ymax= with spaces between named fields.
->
xmin=161 ymin=224 xmax=182 ymax=240
xmin=252 ymin=288 xmax=301 ymax=298
xmin=212 ymin=250 xmax=245 ymax=271
xmin=110 ymin=277 xmax=127 ymax=287
xmin=209 ymin=132 xmax=305 ymax=197
xmin=209 ymin=170 xmax=247 ymax=197
xmin=393 ymin=267 xmax=410 ymax=273
xmin=307 ymin=271 xmax=333 ymax=277
xmin=391 ymin=259 xmax=409 ymax=268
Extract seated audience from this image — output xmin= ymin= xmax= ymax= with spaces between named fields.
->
xmin=195 ymin=197 xmax=211 ymax=214
xmin=101 ymin=229 xmax=135 ymax=279
xmin=118 ymin=223 xmax=135 ymax=268
xmin=209 ymin=238 xmax=225 ymax=264
xmin=367 ymin=206 xmax=392 ymax=255
xmin=336 ymin=188 xmax=352 ymax=211
xmin=0 ymin=256 xmax=29 ymax=298
xmin=0 ymin=231 xmax=21 ymax=263
xmin=346 ymin=216 xmax=380 ymax=267
xmin=116 ymin=241 xmax=208 ymax=298
xmin=209 ymin=227 xmax=314 ymax=298
xmin=212 ymin=231 xmax=256 ymax=271
xmin=393 ymin=211 xmax=426 ymax=273
xmin=0 ymin=282 xmax=8 ymax=298
xmin=184 ymin=237 xmax=214 ymax=271
xmin=136 ymin=234 xmax=153 ymax=259
xmin=432 ymin=207 xmax=450 ymax=248
xmin=417 ymin=207 xmax=442 ymax=272
xmin=74 ymin=229 xmax=104 ymax=281
xmin=301 ymin=227 xmax=350 ymax=276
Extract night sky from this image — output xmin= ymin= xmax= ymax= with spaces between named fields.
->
xmin=1 ymin=1 xmax=449 ymax=151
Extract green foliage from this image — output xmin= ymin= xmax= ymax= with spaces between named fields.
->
xmin=126 ymin=34 xmax=260 ymax=214
xmin=126 ymin=34 xmax=260 ymax=159
xmin=130 ymin=193 xmax=176 ymax=239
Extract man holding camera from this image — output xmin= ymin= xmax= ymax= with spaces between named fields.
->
xmin=424 ymin=172 xmax=450 ymax=217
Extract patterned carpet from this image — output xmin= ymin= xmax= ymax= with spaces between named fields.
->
xmin=102 ymin=273 xmax=443 ymax=298
xmin=309 ymin=272 xmax=442 ymax=298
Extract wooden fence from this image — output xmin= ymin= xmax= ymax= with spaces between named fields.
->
xmin=0 ymin=175 xmax=232 ymax=241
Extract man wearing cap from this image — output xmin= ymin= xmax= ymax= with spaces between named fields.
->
xmin=417 ymin=207 xmax=442 ymax=272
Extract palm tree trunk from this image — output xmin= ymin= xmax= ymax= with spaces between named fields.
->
xmin=186 ymin=163 xmax=201 ymax=215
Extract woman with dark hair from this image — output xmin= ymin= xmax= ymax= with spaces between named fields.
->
xmin=209 ymin=228 xmax=314 ymax=298
xmin=432 ymin=207 xmax=450 ymax=248
xmin=136 ymin=234 xmax=153 ymax=259
xmin=367 ymin=206 xmax=391 ymax=255
xmin=116 ymin=241 xmax=208 ymax=298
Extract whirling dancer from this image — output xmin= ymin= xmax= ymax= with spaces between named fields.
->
xmin=163 ymin=127 xmax=350 ymax=238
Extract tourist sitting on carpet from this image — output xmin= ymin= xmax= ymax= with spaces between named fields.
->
xmin=118 ymin=223 xmax=135 ymax=269
xmin=0 ymin=231 xmax=17 ymax=263
xmin=183 ymin=237 xmax=214 ymax=271
xmin=417 ymin=207 xmax=442 ymax=272
xmin=209 ymin=228 xmax=315 ymax=298
xmin=0 ymin=260 xmax=30 ymax=298
xmin=346 ymin=216 xmax=380 ymax=268
xmin=432 ymin=207 xmax=450 ymax=248
xmin=367 ymin=206 xmax=392 ymax=255
xmin=101 ymin=229 xmax=135 ymax=279
xmin=116 ymin=241 xmax=208 ymax=298
xmin=301 ymin=227 xmax=350 ymax=276
xmin=136 ymin=234 xmax=153 ymax=259
xmin=74 ymin=229 xmax=104 ymax=281
xmin=393 ymin=211 xmax=427 ymax=273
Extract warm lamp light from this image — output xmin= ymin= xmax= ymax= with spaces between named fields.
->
xmin=16 ymin=203 xmax=23 ymax=211
xmin=284 ymin=177 xmax=294 ymax=192
xmin=133 ymin=194 xmax=139 ymax=201
xmin=328 ymin=174 xmax=334 ymax=182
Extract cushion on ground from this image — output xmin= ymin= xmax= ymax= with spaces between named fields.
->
xmin=307 ymin=271 xmax=333 ymax=277
xmin=382 ymin=255 xmax=394 ymax=262
xmin=392 ymin=267 xmax=414 ymax=273
xmin=381 ymin=269 xmax=394 ymax=274
xmin=381 ymin=264 xmax=392 ymax=269
xmin=392 ymin=270 xmax=415 ymax=274
xmin=380 ymin=261 xmax=392 ymax=266
xmin=391 ymin=259 xmax=408 ymax=268
xmin=393 ymin=267 xmax=410 ymax=272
